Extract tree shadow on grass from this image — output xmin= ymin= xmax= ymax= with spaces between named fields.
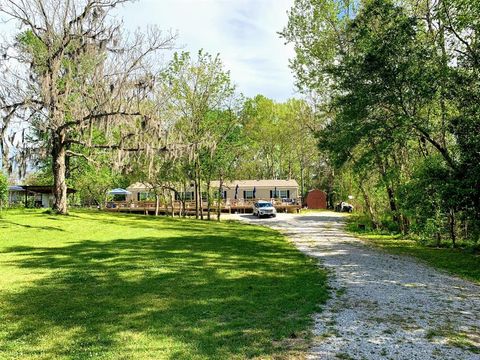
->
xmin=0 ymin=219 xmax=65 ymax=232
xmin=77 ymin=211 xmax=277 ymax=238
xmin=0 ymin=231 xmax=327 ymax=359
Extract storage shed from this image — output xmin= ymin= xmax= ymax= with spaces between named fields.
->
xmin=305 ymin=189 xmax=327 ymax=209
xmin=8 ymin=185 xmax=76 ymax=208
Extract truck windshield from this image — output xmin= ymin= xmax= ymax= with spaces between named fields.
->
xmin=258 ymin=203 xmax=272 ymax=208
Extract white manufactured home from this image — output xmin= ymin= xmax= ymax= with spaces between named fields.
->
xmin=210 ymin=179 xmax=299 ymax=202
xmin=124 ymin=179 xmax=299 ymax=203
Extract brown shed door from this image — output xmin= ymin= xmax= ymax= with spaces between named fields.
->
xmin=306 ymin=190 xmax=327 ymax=209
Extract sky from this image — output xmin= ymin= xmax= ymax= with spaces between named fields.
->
xmin=115 ymin=0 xmax=297 ymax=101
xmin=0 ymin=0 xmax=298 ymax=101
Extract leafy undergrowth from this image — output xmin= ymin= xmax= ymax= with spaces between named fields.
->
xmin=346 ymin=217 xmax=480 ymax=284
xmin=0 ymin=209 xmax=327 ymax=359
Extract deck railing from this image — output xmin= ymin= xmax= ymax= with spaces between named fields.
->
xmin=105 ymin=198 xmax=301 ymax=210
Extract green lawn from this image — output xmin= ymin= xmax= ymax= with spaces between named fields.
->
xmin=297 ymin=209 xmax=332 ymax=214
xmin=346 ymin=222 xmax=480 ymax=284
xmin=0 ymin=210 xmax=327 ymax=360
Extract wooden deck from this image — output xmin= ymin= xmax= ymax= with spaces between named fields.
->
xmin=104 ymin=199 xmax=301 ymax=215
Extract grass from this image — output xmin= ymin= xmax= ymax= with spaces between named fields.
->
xmin=298 ymin=209 xmax=337 ymax=214
xmin=426 ymin=324 xmax=480 ymax=354
xmin=0 ymin=209 xmax=327 ymax=360
xmin=346 ymin=219 xmax=480 ymax=284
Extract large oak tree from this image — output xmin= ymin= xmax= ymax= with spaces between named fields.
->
xmin=0 ymin=0 xmax=175 ymax=213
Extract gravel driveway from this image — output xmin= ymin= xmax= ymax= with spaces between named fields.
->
xmin=233 ymin=212 xmax=480 ymax=360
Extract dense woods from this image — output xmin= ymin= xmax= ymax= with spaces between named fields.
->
xmin=282 ymin=0 xmax=480 ymax=246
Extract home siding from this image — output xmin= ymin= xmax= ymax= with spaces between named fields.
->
xmin=125 ymin=181 xmax=299 ymax=202
xmin=223 ymin=187 xmax=297 ymax=200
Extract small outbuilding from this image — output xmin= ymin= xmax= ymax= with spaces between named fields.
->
xmin=305 ymin=189 xmax=327 ymax=209
xmin=8 ymin=185 xmax=76 ymax=208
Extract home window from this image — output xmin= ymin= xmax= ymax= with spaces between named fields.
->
xmin=184 ymin=192 xmax=194 ymax=201
xmin=175 ymin=192 xmax=195 ymax=201
xmin=243 ymin=190 xmax=255 ymax=199
xmin=213 ymin=190 xmax=227 ymax=199
xmin=270 ymin=189 xmax=290 ymax=198
xmin=137 ymin=192 xmax=152 ymax=201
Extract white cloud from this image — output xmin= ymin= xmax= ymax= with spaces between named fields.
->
xmin=116 ymin=0 xmax=297 ymax=101
xmin=0 ymin=0 xmax=297 ymax=101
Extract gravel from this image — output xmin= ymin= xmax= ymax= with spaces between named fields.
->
xmin=233 ymin=212 xmax=480 ymax=360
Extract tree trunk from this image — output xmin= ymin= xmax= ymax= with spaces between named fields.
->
xmin=401 ymin=215 xmax=410 ymax=235
xmin=438 ymin=4 xmax=449 ymax=150
xmin=1 ymin=110 xmax=16 ymax=175
xmin=198 ymin=180 xmax=204 ymax=220
xmin=449 ymin=208 xmax=456 ymax=247
xmin=181 ymin=182 xmax=187 ymax=217
xmin=52 ymin=133 xmax=68 ymax=214
xmin=358 ymin=177 xmax=377 ymax=229
xmin=206 ymin=180 xmax=211 ymax=220
xmin=155 ymin=193 xmax=160 ymax=216
xmin=169 ymin=193 xmax=174 ymax=217
xmin=1 ymin=127 xmax=10 ymax=174
xmin=193 ymin=154 xmax=204 ymax=219
xmin=300 ymin=162 xmax=304 ymax=201
xmin=194 ymin=177 xmax=199 ymax=219
xmin=376 ymin=154 xmax=400 ymax=226
xmin=386 ymin=186 xmax=399 ymax=220
xmin=288 ymin=157 xmax=292 ymax=179
xmin=217 ymin=178 xmax=223 ymax=221
xmin=327 ymin=167 xmax=335 ymax=209
xmin=196 ymin=158 xmax=204 ymax=220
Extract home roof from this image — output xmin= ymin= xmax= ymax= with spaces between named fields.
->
xmin=210 ymin=179 xmax=299 ymax=189
xmin=127 ymin=182 xmax=153 ymax=190
xmin=127 ymin=179 xmax=299 ymax=191
xmin=8 ymin=185 xmax=76 ymax=194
